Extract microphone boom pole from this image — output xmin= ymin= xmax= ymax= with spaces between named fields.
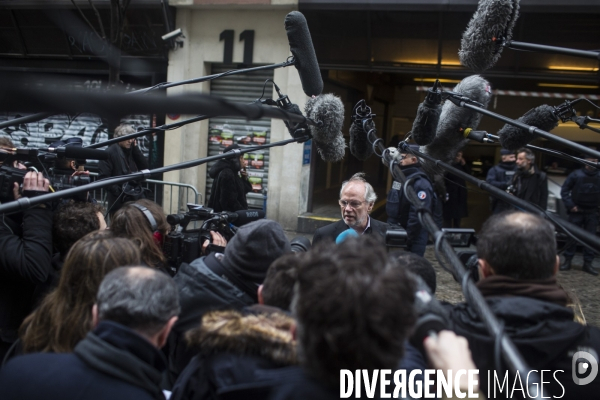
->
xmin=0 ymin=135 xmax=308 ymax=216
xmin=446 ymin=96 xmax=600 ymax=160
xmin=504 ymin=40 xmax=600 ymax=61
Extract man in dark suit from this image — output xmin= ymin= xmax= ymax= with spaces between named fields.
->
xmin=312 ymin=172 xmax=387 ymax=245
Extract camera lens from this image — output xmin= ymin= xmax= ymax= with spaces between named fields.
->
xmin=290 ymin=236 xmax=311 ymax=253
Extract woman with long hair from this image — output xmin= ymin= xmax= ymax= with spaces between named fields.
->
xmin=110 ymin=199 xmax=170 ymax=273
xmin=19 ymin=230 xmax=140 ymax=354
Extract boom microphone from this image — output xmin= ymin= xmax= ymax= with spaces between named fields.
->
xmin=305 ymin=94 xmax=346 ymax=162
xmin=349 ymin=100 xmax=375 ymax=161
xmin=422 ymin=75 xmax=492 ymax=165
xmin=222 ymin=209 xmax=266 ymax=226
xmin=285 ymin=11 xmax=324 ymax=97
xmin=411 ymin=80 xmax=443 ymax=146
xmin=458 ymin=0 xmax=520 ymax=72
xmin=498 ymin=105 xmax=559 ymax=150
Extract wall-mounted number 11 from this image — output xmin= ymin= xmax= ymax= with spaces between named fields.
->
xmin=220 ymin=29 xmax=255 ymax=65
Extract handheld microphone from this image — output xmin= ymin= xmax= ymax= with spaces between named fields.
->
xmin=423 ymin=75 xmax=492 ymax=165
xmin=305 ymin=94 xmax=346 ymax=163
xmin=335 ymin=228 xmax=359 ymax=244
xmin=47 ymin=146 xmax=110 ymax=161
xmin=285 ymin=11 xmax=323 ymax=97
xmin=221 ymin=209 xmax=266 ymax=226
xmin=349 ymin=100 xmax=375 ymax=161
xmin=497 ymin=104 xmax=559 ymax=150
xmin=458 ymin=0 xmax=520 ymax=72
xmin=411 ymin=79 xmax=443 ymax=146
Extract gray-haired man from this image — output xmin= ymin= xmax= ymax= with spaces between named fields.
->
xmin=0 ymin=266 xmax=180 ymax=400
xmin=312 ymin=172 xmax=387 ymax=245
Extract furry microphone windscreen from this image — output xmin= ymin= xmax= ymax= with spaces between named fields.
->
xmin=423 ymin=75 xmax=492 ymax=165
xmin=305 ymin=94 xmax=345 ymax=143
xmin=411 ymin=101 xmax=442 ymax=146
xmin=498 ymin=105 xmax=559 ymax=150
xmin=315 ymin=134 xmax=346 ymax=163
xmin=349 ymin=118 xmax=374 ymax=161
xmin=285 ymin=11 xmax=324 ymax=97
xmin=458 ymin=0 xmax=520 ymax=72
xmin=305 ymin=94 xmax=346 ymax=163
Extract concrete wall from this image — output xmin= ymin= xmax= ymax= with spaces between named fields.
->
xmin=165 ymin=6 xmax=309 ymax=229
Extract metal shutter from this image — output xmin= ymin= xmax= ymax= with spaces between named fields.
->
xmin=206 ymin=64 xmax=273 ymax=210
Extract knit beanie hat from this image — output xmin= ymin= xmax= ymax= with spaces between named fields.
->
xmin=500 ymin=148 xmax=513 ymax=156
xmin=221 ymin=219 xmax=291 ymax=285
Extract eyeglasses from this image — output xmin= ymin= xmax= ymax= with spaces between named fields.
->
xmin=339 ymin=200 xmax=364 ymax=209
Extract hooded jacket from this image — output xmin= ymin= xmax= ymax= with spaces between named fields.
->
xmin=170 ymin=309 xmax=297 ymax=400
xmin=207 ymin=159 xmax=251 ymax=213
xmin=448 ymin=277 xmax=600 ymax=399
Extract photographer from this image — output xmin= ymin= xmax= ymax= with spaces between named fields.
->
xmin=168 ymin=219 xmax=291 ymax=383
xmin=0 ymin=171 xmax=53 ymax=360
xmin=98 ymin=124 xmax=149 ymax=215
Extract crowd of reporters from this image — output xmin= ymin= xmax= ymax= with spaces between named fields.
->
xmin=0 ymin=130 xmax=599 ymax=399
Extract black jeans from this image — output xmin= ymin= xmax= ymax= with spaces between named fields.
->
xmin=563 ymin=211 xmax=598 ymax=262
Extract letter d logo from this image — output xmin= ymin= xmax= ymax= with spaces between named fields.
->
xmin=572 ymin=351 xmax=598 ymax=385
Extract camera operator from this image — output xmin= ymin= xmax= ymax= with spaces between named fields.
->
xmin=98 ymin=124 xmax=149 ymax=215
xmin=0 ymin=170 xmax=53 ymax=361
xmin=168 ymin=219 xmax=291 ymax=384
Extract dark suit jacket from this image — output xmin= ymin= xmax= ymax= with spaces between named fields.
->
xmin=312 ymin=218 xmax=388 ymax=246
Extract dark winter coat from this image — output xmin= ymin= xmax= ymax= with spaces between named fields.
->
xmin=486 ymin=161 xmax=517 ymax=213
xmin=170 ymin=308 xmax=297 ymax=400
xmin=207 ymin=159 xmax=251 ymax=212
xmin=269 ymin=343 xmax=427 ymax=400
xmin=312 ymin=217 xmax=388 ymax=246
xmin=443 ymin=161 xmax=470 ymax=220
xmin=560 ymin=167 xmax=600 ymax=212
xmin=0 ymin=207 xmax=53 ymax=356
xmin=386 ymin=164 xmax=440 ymax=256
xmin=168 ymin=254 xmax=256 ymax=384
xmin=98 ymin=143 xmax=149 ymax=214
xmin=0 ymin=321 xmax=167 ymax=400
xmin=449 ymin=278 xmax=600 ymax=399
xmin=513 ymin=165 xmax=548 ymax=210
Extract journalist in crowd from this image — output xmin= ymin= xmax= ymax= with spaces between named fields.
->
xmin=0 ymin=170 xmax=53 ymax=361
xmin=448 ymin=211 xmax=600 ymax=398
xmin=167 ymin=219 xmax=291 ymax=384
xmin=0 ymin=266 xmax=180 ymax=400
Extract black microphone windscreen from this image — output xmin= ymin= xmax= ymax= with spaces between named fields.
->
xmin=349 ymin=120 xmax=374 ymax=161
xmin=232 ymin=209 xmax=266 ymax=226
xmin=423 ymin=75 xmax=492 ymax=165
xmin=305 ymin=93 xmax=344 ymax=143
xmin=411 ymin=101 xmax=442 ymax=146
xmin=498 ymin=105 xmax=559 ymax=150
xmin=285 ymin=11 xmax=323 ymax=97
xmin=458 ymin=0 xmax=520 ymax=72
xmin=62 ymin=146 xmax=110 ymax=160
xmin=315 ymin=134 xmax=345 ymax=163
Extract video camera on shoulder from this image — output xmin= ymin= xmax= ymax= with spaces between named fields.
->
xmin=164 ymin=203 xmax=266 ymax=271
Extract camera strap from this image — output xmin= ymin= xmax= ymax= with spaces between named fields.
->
xmin=204 ymin=253 xmax=258 ymax=302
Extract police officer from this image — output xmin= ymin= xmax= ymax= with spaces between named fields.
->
xmin=486 ymin=148 xmax=517 ymax=214
xmin=560 ymin=152 xmax=600 ymax=275
xmin=386 ymin=145 xmax=440 ymax=257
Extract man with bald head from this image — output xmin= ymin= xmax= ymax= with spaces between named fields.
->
xmin=312 ymin=172 xmax=387 ymax=245
xmin=0 ymin=266 xmax=180 ymax=400
xmin=448 ymin=211 xmax=600 ymax=397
